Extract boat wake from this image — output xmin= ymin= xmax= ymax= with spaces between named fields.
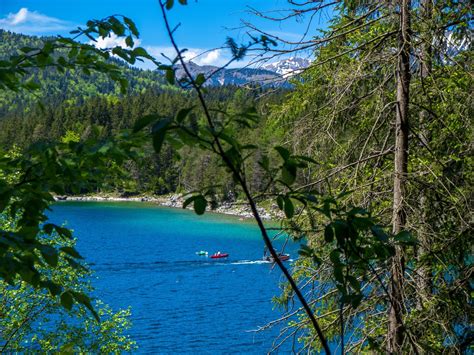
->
xmin=91 ymin=258 xmax=294 ymax=272
xmin=231 ymin=260 xmax=271 ymax=265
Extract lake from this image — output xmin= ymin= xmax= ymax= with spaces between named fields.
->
xmin=48 ymin=201 xmax=301 ymax=353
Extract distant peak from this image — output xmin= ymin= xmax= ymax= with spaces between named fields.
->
xmin=262 ymin=57 xmax=311 ymax=78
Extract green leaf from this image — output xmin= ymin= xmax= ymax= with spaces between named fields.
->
xmin=60 ymin=246 xmax=83 ymax=259
xmin=133 ymin=114 xmax=160 ymax=133
xmin=195 ymin=73 xmax=206 ymax=86
xmin=153 ymin=130 xmax=166 ymax=153
xmin=61 ymin=291 xmax=74 ymax=310
xmin=283 ymin=197 xmax=294 ymax=219
xmin=298 ymin=244 xmax=312 ymax=257
xmin=178 ymin=0 xmax=187 ymax=4
xmin=276 ymin=195 xmax=284 ymax=210
xmin=371 ymin=225 xmax=388 ymax=242
xmin=337 ymin=190 xmax=354 ymax=199
xmin=151 ymin=118 xmax=172 ymax=153
xmin=60 ymin=343 xmax=75 ymax=352
xmin=281 ymin=162 xmax=297 ymax=186
xmin=333 ymin=220 xmax=350 ymax=245
xmin=165 ymin=68 xmax=175 ymax=84
xmin=72 ymin=291 xmax=99 ymax=321
xmin=125 ymin=35 xmax=134 ymax=48
xmin=347 ymin=275 xmax=360 ymax=292
xmin=183 ymin=194 xmax=207 ymax=215
xmin=258 ymin=155 xmax=270 ymax=172
xmin=295 ymin=155 xmax=317 ymax=164
xmin=40 ymin=245 xmax=59 ymax=267
xmin=352 ymin=216 xmax=373 ymax=230
xmin=324 ymin=225 xmax=334 ymax=243
xmin=395 ymin=230 xmax=417 ymax=245
xmin=42 ymin=280 xmax=62 ymax=296
xmin=123 ymin=17 xmax=139 ymax=36
xmin=166 ymin=0 xmax=174 ymax=10
xmin=329 ymin=250 xmax=341 ymax=265
xmin=24 ymin=79 xmax=41 ymax=90
xmin=275 ymin=146 xmax=290 ymax=161
xmin=176 ymin=107 xmax=194 ymax=123
xmin=132 ymin=47 xmax=150 ymax=58
xmin=183 ymin=195 xmax=197 ymax=208
xmin=43 ymin=223 xmax=54 ymax=234
xmin=20 ymin=46 xmax=35 ymax=53
xmin=98 ymin=143 xmax=111 ymax=154
xmin=351 ymin=294 xmax=363 ymax=308
xmin=193 ymin=195 xmax=207 ymax=215
xmin=54 ymin=226 xmax=72 ymax=239
xmin=334 ymin=265 xmax=344 ymax=283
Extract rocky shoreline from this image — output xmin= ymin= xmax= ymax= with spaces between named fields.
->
xmin=54 ymin=194 xmax=281 ymax=220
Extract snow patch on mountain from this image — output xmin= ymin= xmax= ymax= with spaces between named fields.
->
xmin=262 ymin=57 xmax=311 ymax=77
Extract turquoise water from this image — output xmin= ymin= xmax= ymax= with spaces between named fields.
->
xmin=48 ymin=201 xmax=300 ymax=353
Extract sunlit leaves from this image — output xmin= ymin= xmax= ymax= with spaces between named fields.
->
xmin=291 ymin=192 xmax=403 ymax=311
xmin=0 ymin=126 xmax=144 ymax=317
xmin=273 ymin=146 xmax=317 ymax=187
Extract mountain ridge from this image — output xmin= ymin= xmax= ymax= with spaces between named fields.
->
xmin=173 ymin=57 xmax=311 ymax=86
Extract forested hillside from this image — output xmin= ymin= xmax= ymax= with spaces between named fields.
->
xmin=0 ymin=30 xmax=287 ymax=196
xmin=0 ymin=30 xmax=168 ymax=115
xmin=1 ymin=86 xmax=286 ymax=195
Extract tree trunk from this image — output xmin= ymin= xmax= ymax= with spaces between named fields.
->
xmin=416 ymin=0 xmax=433 ymax=310
xmin=388 ymin=0 xmax=411 ymax=352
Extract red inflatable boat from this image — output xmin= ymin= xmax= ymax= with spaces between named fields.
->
xmin=210 ymin=252 xmax=229 ymax=259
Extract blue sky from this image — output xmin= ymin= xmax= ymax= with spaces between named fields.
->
xmin=0 ymin=0 xmax=331 ymax=67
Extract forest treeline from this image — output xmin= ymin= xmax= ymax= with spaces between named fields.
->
xmin=0 ymin=86 xmax=286 ymax=196
xmin=0 ymin=30 xmax=288 ymax=197
xmin=0 ymin=30 xmax=168 ymax=115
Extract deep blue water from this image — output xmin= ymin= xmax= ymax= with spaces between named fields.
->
xmin=48 ymin=202 xmax=300 ymax=353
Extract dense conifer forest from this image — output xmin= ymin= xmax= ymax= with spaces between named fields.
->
xmin=0 ymin=30 xmax=287 ymax=197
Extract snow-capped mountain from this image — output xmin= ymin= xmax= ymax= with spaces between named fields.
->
xmin=174 ymin=61 xmax=283 ymax=87
xmin=172 ymin=57 xmax=312 ymax=87
xmin=262 ymin=57 xmax=311 ymax=77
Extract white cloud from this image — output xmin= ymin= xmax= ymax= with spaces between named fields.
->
xmin=10 ymin=8 xmax=28 ymax=25
xmin=199 ymin=49 xmax=222 ymax=65
xmin=92 ymin=33 xmax=141 ymax=49
xmin=0 ymin=8 xmax=71 ymax=34
xmin=145 ymin=46 xmax=231 ymax=67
